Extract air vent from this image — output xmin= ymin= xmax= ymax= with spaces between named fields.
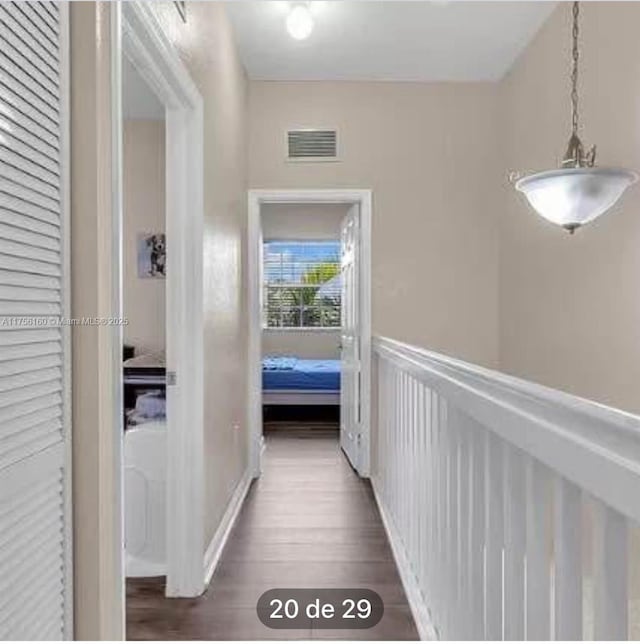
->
xmin=287 ymin=129 xmax=338 ymax=161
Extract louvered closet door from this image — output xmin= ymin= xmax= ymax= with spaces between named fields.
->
xmin=0 ymin=2 xmax=71 ymax=640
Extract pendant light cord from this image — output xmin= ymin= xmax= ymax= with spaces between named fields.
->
xmin=562 ymin=0 xmax=591 ymax=169
xmin=571 ymin=1 xmax=580 ymax=136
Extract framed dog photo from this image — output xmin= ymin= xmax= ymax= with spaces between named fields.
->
xmin=137 ymin=233 xmax=166 ymax=278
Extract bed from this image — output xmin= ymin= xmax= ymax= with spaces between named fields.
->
xmin=262 ymin=356 xmax=341 ymax=406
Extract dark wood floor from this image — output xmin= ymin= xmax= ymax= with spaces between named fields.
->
xmin=127 ymin=423 xmax=419 ymax=640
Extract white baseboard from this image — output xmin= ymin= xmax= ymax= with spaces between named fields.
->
xmin=371 ymin=476 xmax=438 ymax=641
xmin=203 ymin=470 xmax=252 ymax=587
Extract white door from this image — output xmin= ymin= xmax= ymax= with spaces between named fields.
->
xmin=0 ymin=2 xmax=72 ymax=639
xmin=340 ymin=204 xmax=361 ymax=471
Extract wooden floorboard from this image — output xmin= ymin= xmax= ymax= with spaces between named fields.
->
xmin=127 ymin=424 xmax=419 ymax=641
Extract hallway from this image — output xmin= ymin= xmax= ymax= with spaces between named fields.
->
xmin=127 ymin=424 xmax=419 ymax=640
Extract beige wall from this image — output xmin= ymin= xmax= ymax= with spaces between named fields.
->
xmin=262 ymin=203 xmax=345 ymax=359
xmin=263 ymin=331 xmax=340 ymax=360
xmin=70 ymin=3 xmax=122 ymax=638
xmin=149 ymin=2 xmax=249 ymax=547
xmin=249 ymin=6 xmax=640 ymax=415
xmin=262 ymin=202 xmax=346 ymax=240
xmin=70 ymin=3 xmax=248 ymax=638
xmin=499 ymin=2 xmax=640 ymax=414
xmin=123 ymin=120 xmax=166 ymax=355
xmin=249 ymin=82 xmax=501 ymax=368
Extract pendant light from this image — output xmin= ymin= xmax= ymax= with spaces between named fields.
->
xmin=515 ymin=2 xmax=637 ymax=233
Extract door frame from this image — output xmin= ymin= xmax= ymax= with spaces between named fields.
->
xmin=247 ymin=189 xmax=372 ymax=477
xmin=114 ymin=2 xmax=205 ymax=598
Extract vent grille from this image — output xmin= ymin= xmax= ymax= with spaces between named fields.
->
xmin=287 ymin=129 xmax=338 ymax=160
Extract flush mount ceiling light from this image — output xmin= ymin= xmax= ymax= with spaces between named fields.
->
xmin=286 ymin=3 xmax=314 ymax=40
xmin=515 ymin=2 xmax=637 ymax=233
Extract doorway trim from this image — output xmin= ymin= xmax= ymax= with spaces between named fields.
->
xmin=247 ymin=189 xmax=372 ymax=478
xmin=116 ymin=2 xmax=205 ymax=598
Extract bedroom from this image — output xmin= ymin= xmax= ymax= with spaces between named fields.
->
xmin=261 ymin=202 xmax=347 ymax=437
xmin=252 ymin=188 xmax=371 ymax=478
xmin=121 ymin=57 xmax=168 ymax=580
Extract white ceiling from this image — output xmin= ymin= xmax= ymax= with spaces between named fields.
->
xmin=226 ymin=1 xmax=557 ymax=82
xmin=122 ymin=56 xmax=165 ymax=120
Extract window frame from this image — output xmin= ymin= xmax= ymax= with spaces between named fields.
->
xmin=262 ymin=238 xmax=342 ymax=331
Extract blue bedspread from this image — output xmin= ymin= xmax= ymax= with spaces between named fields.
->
xmin=263 ymin=356 xmax=297 ymax=371
xmin=262 ymin=358 xmax=341 ymax=391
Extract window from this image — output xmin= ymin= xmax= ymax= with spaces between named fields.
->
xmin=263 ymin=240 xmax=341 ymax=329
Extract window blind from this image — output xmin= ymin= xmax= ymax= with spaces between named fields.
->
xmin=263 ymin=240 xmax=341 ymax=329
xmin=0 ymin=2 xmax=71 ymax=639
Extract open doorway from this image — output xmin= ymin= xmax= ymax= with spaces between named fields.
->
xmin=248 ymin=190 xmax=372 ymax=478
xmin=114 ymin=3 xmax=205 ymax=611
xmin=261 ymin=203 xmax=345 ymax=428
xmin=121 ymin=56 xmax=168 ymax=581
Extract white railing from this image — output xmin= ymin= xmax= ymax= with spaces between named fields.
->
xmin=371 ymin=336 xmax=640 ymax=641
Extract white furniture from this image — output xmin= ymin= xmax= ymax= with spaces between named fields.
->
xmin=125 ymin=422 xmax=167 ymax=577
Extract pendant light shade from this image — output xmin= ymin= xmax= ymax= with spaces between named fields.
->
xmin=514 ymin=2 xmax=637 ymax=232
xmin=516 ymin=167 xmax=638 ymax=232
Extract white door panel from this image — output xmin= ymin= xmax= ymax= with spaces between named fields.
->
xmin=340 ymin=204 xmax=360 ymax=470
xmin=0 ymin=2 xmax=71 ymax=639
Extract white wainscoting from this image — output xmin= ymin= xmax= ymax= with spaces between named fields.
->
xmin=371 ymin=336 xmax=640 ymax=641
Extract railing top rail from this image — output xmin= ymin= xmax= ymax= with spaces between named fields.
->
xmin=373 ymin=335 xmax=640 ymax=523
xmin=374 ymin=336 xmax=639 ymax=429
